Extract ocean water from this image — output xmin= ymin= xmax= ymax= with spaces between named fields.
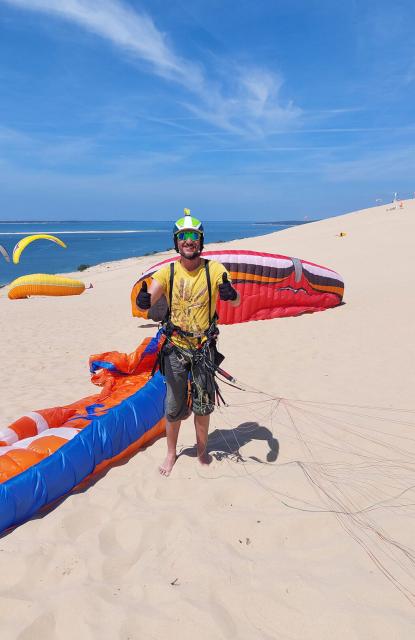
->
xmin=0 ymin=220 xmax=302 ymax=286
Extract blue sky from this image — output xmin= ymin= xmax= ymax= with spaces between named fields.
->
xmin=1 ymin=0 xmax=415 ymax=220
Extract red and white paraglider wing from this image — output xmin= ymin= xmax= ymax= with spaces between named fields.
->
xmin=130 ymin=249 xmax=344 ymax=324
xmin=206 ymin=250 xmax=344 ymax=324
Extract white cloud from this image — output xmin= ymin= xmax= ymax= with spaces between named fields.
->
xmin=3 ymin=0 xmax=201 ymax=85
xmin=2 ymin=0 xmax=300 ymax=136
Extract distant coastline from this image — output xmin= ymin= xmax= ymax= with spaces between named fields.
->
xmin=254 ymin=220 xmax=314 ymax=226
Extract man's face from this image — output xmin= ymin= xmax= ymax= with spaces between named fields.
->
xmin=177 ymin=230 xmax=201 ymax=259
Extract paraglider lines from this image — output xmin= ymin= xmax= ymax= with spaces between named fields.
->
xmin=189 ymin=377 xmax=415 ymax=606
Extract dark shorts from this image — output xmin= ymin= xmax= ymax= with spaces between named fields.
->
xmin=162 ymin=345 xmax=216 ymax=421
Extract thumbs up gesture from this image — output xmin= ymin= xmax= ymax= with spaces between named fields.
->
xmin=218 ymin=272 xmax=237 ymax=301
xmin=136 ymin=281 xmax=152 ymax=310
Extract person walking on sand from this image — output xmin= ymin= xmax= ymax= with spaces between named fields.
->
xmin=136 ymin=209 xmax=241 ymax=476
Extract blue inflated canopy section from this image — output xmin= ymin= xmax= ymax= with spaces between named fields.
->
xmin=0 ymin=372 xmax=166 ymax=533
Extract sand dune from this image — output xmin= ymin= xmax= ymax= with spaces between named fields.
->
xmin=1 ymin=201 xmax=414 ymax=639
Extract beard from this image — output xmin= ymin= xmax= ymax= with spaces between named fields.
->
xmin=179 ymin=245 xmax=201 ymax=259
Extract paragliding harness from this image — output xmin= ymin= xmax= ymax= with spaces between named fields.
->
xmin=153 ymin=259 xmax=228 ymax=415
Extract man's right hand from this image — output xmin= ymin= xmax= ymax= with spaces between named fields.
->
xmin=136 ymin=281 xmax=152 ymax=310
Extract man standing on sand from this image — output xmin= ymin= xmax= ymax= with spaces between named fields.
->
xmin=136 ymin=210 xmax=241 ymax=476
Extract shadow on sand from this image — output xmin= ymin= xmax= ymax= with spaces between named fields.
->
xmin=179 ymin=421 xmax=279 ymax=464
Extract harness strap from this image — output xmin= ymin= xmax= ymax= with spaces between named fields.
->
xmin=166 ymin=324 xmax=208 ymax=339
xmin=204 ymin=259 xmax=212 ymax=326
xmin=168 ymin=261 xmax=174 ymax=311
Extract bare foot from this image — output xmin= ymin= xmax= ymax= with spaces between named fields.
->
xmin=198 ymin=451 xmax=212 ymax=466
xmin=159 ymin=452 xmax=177 ymax=476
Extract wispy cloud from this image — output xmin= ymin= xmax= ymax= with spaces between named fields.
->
xmin=309 ymin=108 xmax=366 ymax=115
xmin=186 ymin=66 xmax=300 ymax=135
xmin=0 ymin=124 xmax=97 ymax=166
xmin=323 ymin=145 xmax=415 ymax=182
xmin=3 ymin=0 xmax=202 ymax=86
xmin=0 ymin=125 xmax=33 ymax=144
xmin=0 ymin=122 xmax=191 ymax=174
xmin=1 ymin=0 xmax=300 ymax=136
xmin=268 ymin=126 xmax=415 ymax=135
xmin=104 ymin=150 xmax=186 ymax=176
xmin=199 ymin=146 xmax=344 ymax=153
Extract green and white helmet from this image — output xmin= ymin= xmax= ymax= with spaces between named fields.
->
xmin=173 ymin=208 xmax=204 ymax=252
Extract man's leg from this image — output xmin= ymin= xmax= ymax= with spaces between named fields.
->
xmin=194 ymin=413 xmax=211 ymax=465
xmin=159 ymin=419 xmax=181 ymax=476
xmin=159 ymin=348 xmax=190 ymax=476
xmin=191 ymin=344 xmax=215 ymax=465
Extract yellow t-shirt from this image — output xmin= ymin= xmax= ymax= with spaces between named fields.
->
xmin=152 ymin=259 xmax=229 ymax=348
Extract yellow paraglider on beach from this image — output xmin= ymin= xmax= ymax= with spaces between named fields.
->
xmin=8 ymin=274 xmax=86 ymax=299
xmin=12 ymin=234 xmax=67 ymax=264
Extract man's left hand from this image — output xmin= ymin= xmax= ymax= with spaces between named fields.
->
xmin=219 ymin=273 xmax=238 ymax=301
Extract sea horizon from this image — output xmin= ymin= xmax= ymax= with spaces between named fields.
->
xmin=0 ymin=219 xmax=308 ymax=286
xmin=0 ymin=218 xmax=311 ymax=224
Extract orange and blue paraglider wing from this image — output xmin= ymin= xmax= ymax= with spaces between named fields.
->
xmin=0 ymin=332 xmax=166 ymax=532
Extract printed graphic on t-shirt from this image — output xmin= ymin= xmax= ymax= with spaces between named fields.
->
xmin=172 ymin=278 xmax=208 ymax=334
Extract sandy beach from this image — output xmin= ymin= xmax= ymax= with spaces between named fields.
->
xmin=1 ymin=201 xmax=414 ymax=639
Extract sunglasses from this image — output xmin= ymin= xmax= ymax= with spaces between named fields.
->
xmin=176 ymin=230 xmax=201 ymax=241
